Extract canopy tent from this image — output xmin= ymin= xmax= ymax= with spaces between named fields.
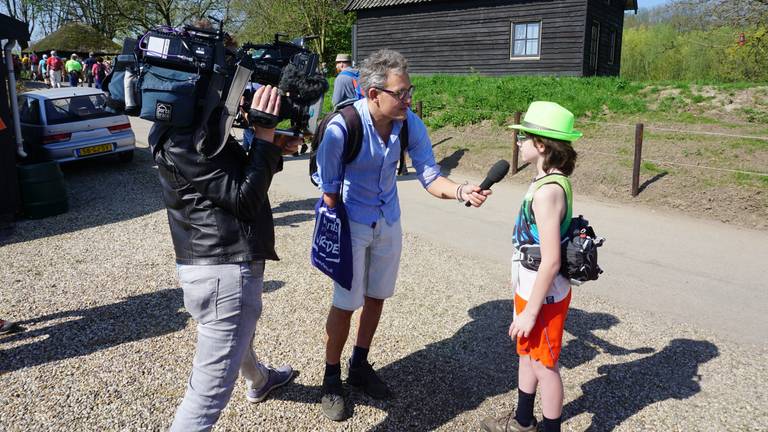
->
xmin=29 ymin=23 xmax=120 ymax=56
xmin=0 ymin=13 xmax=30 ymax=225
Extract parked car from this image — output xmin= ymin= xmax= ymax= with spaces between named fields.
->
xmin=18 ymin=87 xmax=136 ymax=163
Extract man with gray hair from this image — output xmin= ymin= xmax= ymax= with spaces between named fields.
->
xmin=315 ymin=49 xmax=492 ymax=421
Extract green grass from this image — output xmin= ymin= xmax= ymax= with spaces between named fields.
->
xmin=320 ymin=76 xmax=764 ymax=131
xmin=733 ymin=171 xmax=768 ymax=188
xmin=641 ymin=161 xmax=667 ymax=174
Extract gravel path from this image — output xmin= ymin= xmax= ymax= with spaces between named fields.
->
xmin=1 ymin=145 xmax=766 ymax=431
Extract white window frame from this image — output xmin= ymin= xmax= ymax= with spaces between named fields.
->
xmin=510 ymin=21 xmax=542 ymax=61
xmin=608 ymin=29 xmax=617 ymax=65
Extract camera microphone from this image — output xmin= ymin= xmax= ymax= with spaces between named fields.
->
xmin=464 ymin=159 xmax=510 ymax=207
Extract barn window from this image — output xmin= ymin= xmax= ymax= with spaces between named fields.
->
xmin=510 ymin=21 xmax=541 ymax=59
xmin=589 ymin=21 xmax=600 ymax=73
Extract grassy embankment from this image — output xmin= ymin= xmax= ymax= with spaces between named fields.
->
xmin=324 ymin=75 xmax=768 ymax=228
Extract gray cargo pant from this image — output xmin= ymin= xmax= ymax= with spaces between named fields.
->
xmin=170 ymin=261 xmax=269 ymax=432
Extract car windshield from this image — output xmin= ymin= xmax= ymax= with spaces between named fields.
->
xmin=44 ymin=94 xmax=115 ymax=125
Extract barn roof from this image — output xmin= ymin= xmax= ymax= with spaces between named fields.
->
xmin=345 ymin=0 xmax=437 ymax=11
xmin=345 ymin=0 xmax=638 ymax=12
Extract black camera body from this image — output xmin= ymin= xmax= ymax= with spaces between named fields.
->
xmin=105 ymin=25 xmax=327 ymax=152
xmin=238 ymin=35 xmax=327 ymax=132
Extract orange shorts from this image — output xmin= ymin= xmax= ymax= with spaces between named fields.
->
xmin=514 ymin=290 xmax=571 ymax=368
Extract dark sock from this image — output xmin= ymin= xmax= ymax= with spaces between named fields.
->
xmin=350 ymin=345 xmax=369 ymax=368
xmin=542 ymin=416 xmax=562 ymax=432
xmin=514 ymin=389 xmax=536 ymax=427
xmin=324 ymin=362 xmax=341 ymax=378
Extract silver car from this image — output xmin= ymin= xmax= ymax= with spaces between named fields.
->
xmin=18 ymin=87 xmax=136 ymax=163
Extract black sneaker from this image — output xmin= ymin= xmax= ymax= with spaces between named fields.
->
xmin=347 ymin=360 xmax=392 ymax=399
xmin=321 ymin=373 xmax=346 ymax=421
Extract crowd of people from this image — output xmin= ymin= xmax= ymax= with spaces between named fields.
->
xmin=13 ymin=50 xmax=111 ymax=89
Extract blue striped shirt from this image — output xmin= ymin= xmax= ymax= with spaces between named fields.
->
xmin=317 ymin=99 xmax=441 ymax=226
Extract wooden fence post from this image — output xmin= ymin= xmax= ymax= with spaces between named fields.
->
xmin=632 ymin=123 xmax=644 ymax=197
xmin=416 ymin=100 xmax=423 ymax=118
xmin=511 ymin=111 xmax=521 ymax=175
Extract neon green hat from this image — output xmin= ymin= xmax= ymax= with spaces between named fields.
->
xmin=508 ymin=101 xmax=582 ymax=142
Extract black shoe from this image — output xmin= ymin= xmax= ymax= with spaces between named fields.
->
xmin=321 ymin=373 xmax=346 ymax=421
xmin=347 ymin=360 xmax=392 ymax=399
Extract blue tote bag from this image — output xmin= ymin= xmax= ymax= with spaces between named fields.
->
xmin=311 ymin=198 xmax=353 ymax=290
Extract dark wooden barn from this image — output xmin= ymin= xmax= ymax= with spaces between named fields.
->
xmin=345 ymin=0 xmax=638 ymax=76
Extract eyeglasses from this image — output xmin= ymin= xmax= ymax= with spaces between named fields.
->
xmin=515 ymin=133 xmax=528 ymax=146
xmin=375 ymin=85 xmax=415 ymax=103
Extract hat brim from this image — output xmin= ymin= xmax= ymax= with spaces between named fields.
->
xmin=508 ymin=124 xmax=582 ymax=142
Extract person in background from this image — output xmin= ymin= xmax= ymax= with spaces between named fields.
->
xmin=92 ymin=57 xmax=106 ymax=90
xmin=331 ymin=53 xmax=363 ymax=110
xmin=66 ymin=54 xmax=83 ymax=87
xmin=47 ymin=51 xmax=63 ymax=88
xmin=30 ymin=52 xmax=38 ymax=80
xmin=83 ymin=52 xmax=97 ymax=87
xmin=39 ymin=54 xmax=49 ymax=87
xmin=20 ymin=54 xmax=29 ymax=79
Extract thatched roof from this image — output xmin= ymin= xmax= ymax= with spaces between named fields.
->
xmin=29 ymin=23 xmax=121 ymax=55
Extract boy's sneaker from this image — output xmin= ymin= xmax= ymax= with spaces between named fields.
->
xmin=347 ymin=360 xmax=392 ymax=399
xmin=321 ymin=373 xmax=346 ymax=421
xmin=480 ymin=410 xmax=538 ymax=432
xmin=246 ymin=365 xmax=294 ymax=403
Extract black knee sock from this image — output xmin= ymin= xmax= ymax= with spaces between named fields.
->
xmin=542 ymin=416 xmax=562 ymax=432
xmin=515 ymin=389 xmax=536 ymax=427
xmin=324 ymin=362 xmax=341 ymax=378
xmin=350 ymin=345 xmax=369 ymax=368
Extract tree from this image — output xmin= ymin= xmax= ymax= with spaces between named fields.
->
xmin=231 ymin=0 xmax=353 ymax=69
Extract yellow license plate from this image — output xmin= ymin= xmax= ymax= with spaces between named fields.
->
xmin=77 ymin=144 xmax=113 ymax=157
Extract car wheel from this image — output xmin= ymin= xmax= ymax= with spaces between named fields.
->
xmin=117 ymin=150 xmax=134 ymax=163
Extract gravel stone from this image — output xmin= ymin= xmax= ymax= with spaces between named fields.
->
xmin=1 ymin=145 xmax=766 ymax=431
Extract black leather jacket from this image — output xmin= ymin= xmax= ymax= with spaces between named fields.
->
xmin=150 ymin=124 xmax=283 ymax=264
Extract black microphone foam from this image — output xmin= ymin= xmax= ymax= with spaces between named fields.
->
xmin=465 ymin=159 xmax=510 ymax=207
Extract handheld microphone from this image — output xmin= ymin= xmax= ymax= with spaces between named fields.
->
xmin=465 ymin=159 xmax=510 ymax=207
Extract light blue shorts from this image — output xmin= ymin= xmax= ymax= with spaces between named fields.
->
xmin=332 ymin=217 xmax=402 ymax=311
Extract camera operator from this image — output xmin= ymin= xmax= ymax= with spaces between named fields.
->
xmin=151 ymin=84 xmax=299 ymax=432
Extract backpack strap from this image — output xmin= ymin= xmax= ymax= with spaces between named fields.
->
xmin=337 ymin=104 xmax=363 ymax=164
xmin=397 ymin=119 xmax=408 ymax=175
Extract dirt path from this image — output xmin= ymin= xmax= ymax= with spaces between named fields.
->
xmin=130 ymin=118 xmax=767 ymax=345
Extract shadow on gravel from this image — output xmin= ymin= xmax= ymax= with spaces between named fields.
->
xmin=2 ymin=147 xmax=164 ymax=246
xmin=269 ymin=300 xmax=518 ymax=429
xmin=561 ymin=308 xmax=655 ymax=369
xmin=0 ymin=288 xmax=186 ymax=374
xmin=562 ymin=338 xmax=719 ymax=431
xmin=267 ymin=303 xmax=691 ymax=430
xmin=272 ymin=198 xmax=316 ymax=227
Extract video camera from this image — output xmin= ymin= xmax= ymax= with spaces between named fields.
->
xmin=104 ymin=21 xmax=327 ymax=157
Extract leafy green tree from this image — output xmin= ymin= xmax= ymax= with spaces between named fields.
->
xmin=231 ymin=0 xmax=353 ymax=71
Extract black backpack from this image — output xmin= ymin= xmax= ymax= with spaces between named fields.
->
xmin=309 ymin=104 xmax=408 ymax=186
xmin=519 ymin=215 xmax=605 ymax=285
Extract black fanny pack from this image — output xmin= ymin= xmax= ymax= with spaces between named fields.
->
xmin=516 ymin=216 xmax=605 ymax=285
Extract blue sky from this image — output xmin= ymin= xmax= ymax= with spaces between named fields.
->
xmin=638 ymin=0 xmax=674 ymax=9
